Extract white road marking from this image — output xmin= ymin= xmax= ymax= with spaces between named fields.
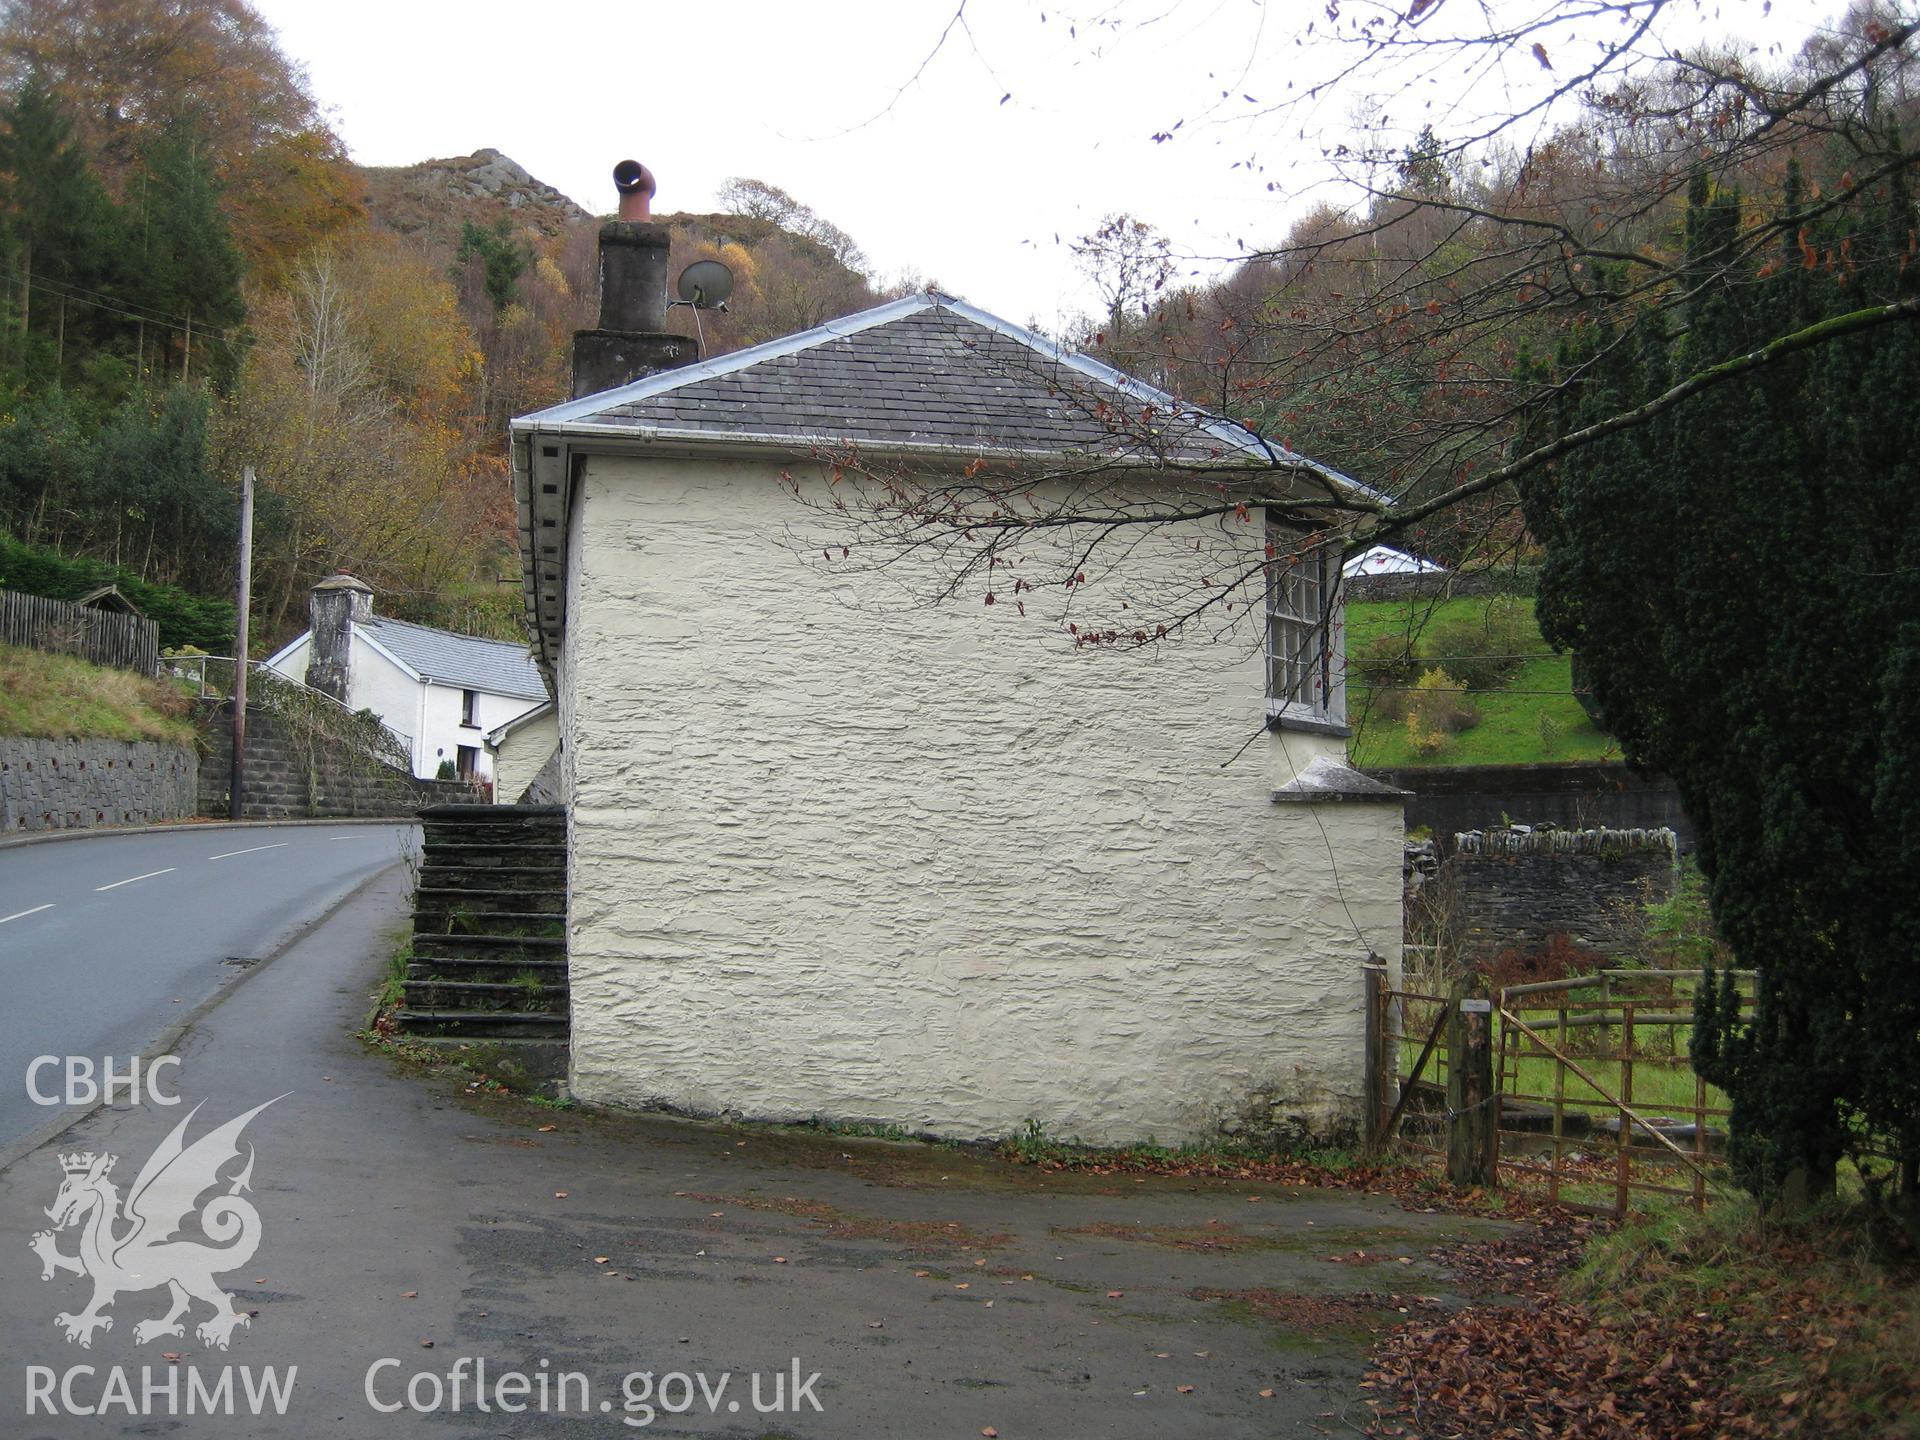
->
xmin=207 ymin=842 xmax=290 ymax=860
xmin=94 ymin=868 xmax=175 ymax=892
xmin=0 ymin=904 xmax=54 ymax=925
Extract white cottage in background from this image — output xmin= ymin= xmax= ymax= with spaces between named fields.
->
xmin=508 ymin=163 xmax=1405 ymax=1146
xmin=1342 ymin=544 xmax=1446 ymax=578
xmin=264 ymin=576 xmax=548 ymax=787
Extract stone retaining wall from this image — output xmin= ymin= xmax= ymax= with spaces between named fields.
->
xmin=0 ymin=736 xmax=198 ymax=832
xmin=1367 ymin=761 xmax=1693 ymax=853
xmin=196 ymin=701 xmax=474 ymax=819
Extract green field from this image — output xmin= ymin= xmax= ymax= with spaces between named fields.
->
xmin=1345 ymin=596 xmax=1617 ymax=768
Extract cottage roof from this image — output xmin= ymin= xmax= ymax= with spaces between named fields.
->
xmin=510 ymin=292 xmax=1376 ymax=676
xmin=519 ymin=293 xmax=1351 ymax=472
xmin=356 ymin=617 xmax=547 ymax=701
xmin=1341 ymin=545 xmax=1446 ymax=578
xmin=485 ymin=698 xmax=554 ymax=749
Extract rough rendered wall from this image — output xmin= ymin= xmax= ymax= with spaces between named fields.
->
xmin=0 ymin=736 xmax=197 ymax=831
xmin=562 ymin=456 xmax=1402 ymax=1146
xmin=493 ymin=711 xmax=559 ymax=803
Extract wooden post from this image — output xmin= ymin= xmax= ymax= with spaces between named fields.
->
xmin=229 ymin=466 xmax=254 ymax=821
xmin=1363 ymin=963 xmax=1386 ymax=1153
xmin=1552 ymin=1002 xmax=1568 ymax=1207
xmin=1447 ymin=978 xmax=1496 ymax=1188
xmin=1693 ymin=1066 xmax=1708 ymax=1213
xmin=1616 ymin=1000 xmax=1636 ymax=1218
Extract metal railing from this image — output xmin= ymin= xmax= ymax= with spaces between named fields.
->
xmin=167 ymin=655 xmax=416 ymax=762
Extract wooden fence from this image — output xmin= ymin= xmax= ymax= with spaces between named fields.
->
xmin=0 ymin=589 xmax=159 ymax=674
xmin=1365 ymin=963 xmax=1757 ymax=1217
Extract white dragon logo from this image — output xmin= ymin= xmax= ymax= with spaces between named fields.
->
xmin=29 ymin=1097 xmax=285 ymax=1350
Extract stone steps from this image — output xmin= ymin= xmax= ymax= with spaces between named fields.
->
xmin=407 ymin=956 xmax=566 ymax=980
xmin=416 ymin=887 xmax=566 ymax=914
xmin=391 ymin=1008 xmax=568 ymax=1040
xmin=402 ymin=979 xmax=570 ymax=1009
xmin=411 ymin=909 xmax=565 ymax=937
xmin=394 ymin=802 xmax=570 ymax=1055
xmin=414 ymin=932 xmax=565 ymax=960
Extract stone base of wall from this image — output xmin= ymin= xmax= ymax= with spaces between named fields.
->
xmin=1218 ymin=1080 xmax=1363 ymax=1152
xmin=0 ymin=736 xmax=198 ymax=832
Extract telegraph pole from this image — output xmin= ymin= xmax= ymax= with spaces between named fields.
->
xmin=230 ymin=466 xmax=254 ymax=820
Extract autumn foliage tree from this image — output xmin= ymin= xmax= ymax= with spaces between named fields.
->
xmin=0 ymin=0 xmax=360 ymax=273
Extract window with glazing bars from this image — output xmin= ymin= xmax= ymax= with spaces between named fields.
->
xmin=1266 ymin=514 xmax=1344 ymax=727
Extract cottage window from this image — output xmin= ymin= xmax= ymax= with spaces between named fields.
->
xmin=1266 ymin=514 xmax=1346 ymax=732
xmin=461 ymin=689 xmax=480 ymax=727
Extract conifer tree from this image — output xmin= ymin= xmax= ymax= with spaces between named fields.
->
xmin=0 ymin=72 xmax=117 ymax=382
xmin=125 ymin=128 xmax=245 ymax=385
xmin=1520 ymin=152 xmax=1920 ymax=1206
xmin=452 ymin=217 xmax=530 ymax=317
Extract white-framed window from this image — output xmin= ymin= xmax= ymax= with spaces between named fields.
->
xmin=1266 ymin=513 xmax=1346 ymax=730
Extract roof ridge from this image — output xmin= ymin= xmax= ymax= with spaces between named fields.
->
xmin=513 ymin=291 xmax=1265 ymax=455
xmin=515 ymin=293 xmax=941 ymax=428
xmin=512 ymin=291 xmax=1380 ymax=500
xmin=362 ymin=614 xmax=530 ymax=649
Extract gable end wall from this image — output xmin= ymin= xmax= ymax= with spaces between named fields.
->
xmin=561 ymin=454 xmax=1402 ymax=1146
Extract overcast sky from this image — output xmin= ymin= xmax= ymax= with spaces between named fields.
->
xmin=254 ymin=0 xmax=1838 ymax=332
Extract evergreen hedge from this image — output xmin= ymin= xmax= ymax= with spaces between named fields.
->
xmin=0 ymin=534 xmax=235 ymax=652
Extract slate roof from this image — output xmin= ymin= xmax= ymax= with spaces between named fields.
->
xmin=518 ymin=294 xmax=1369 ymax=477
xmin=510 ymin=292 xmax=1373 ymax=676
xmin=358 ymin=617 xmax=547 ymax=701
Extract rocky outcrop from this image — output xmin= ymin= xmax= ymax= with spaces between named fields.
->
xmin=358 ymin=148 xmax=591 ymax=244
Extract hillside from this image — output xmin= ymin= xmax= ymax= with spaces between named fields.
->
xmin=355 ymin=151 xmax=881 ymax=354
xmin=1346 ymin=596 xmax=1615 ymax=768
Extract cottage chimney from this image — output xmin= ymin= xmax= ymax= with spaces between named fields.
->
xmin=570 ymin=159 xmax=696 ymax=399
xmin=305 ymin=573 xmax=373 ymax=704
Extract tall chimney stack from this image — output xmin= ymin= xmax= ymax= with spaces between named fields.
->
xmin=305 ymin=573 xmax=373 ymax=704
xmin=571 ymin=159 xmax=695 ymax=398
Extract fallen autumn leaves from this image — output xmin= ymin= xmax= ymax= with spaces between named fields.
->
xmin=1365 ymin=1210 xmax=1918 ymax=1439
xmin=1000 ymin=1141 xmax=1914 ymax=1437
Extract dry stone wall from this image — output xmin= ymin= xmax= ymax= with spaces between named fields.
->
xmin=196 ymin=701 xmax=473 ymax=819
xmin=1444 ymin=825 xmax=1679 ymax=960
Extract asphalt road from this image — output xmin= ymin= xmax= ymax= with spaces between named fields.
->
xmin=0 ymin=868 xmax=1510 ymax=1438
xmin=0 ymin=823 xmax=414 ymax=1153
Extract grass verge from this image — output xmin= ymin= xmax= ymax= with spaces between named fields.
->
xmin=0 ymin=642 xmax=196 ymax=743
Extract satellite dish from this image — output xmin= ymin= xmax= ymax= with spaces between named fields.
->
xmin=676 ymin=260 xmax=735 ymax=309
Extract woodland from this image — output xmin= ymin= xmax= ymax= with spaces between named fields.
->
xmin=0 ymin=0 xmax=884 ymax=651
